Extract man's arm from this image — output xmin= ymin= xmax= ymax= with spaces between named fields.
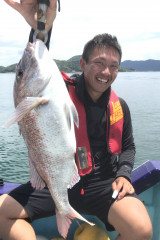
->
xmin=4 ymin=0 xmax=57 ymax=47
xmin=116 ymin=97 xmax=136 ymax=181
xmin=112 ymin=98 xmax=136 ymax=199
xmin=4 ymin=0 xmax=57 ymax=32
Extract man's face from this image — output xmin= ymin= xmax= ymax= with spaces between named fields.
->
xmin=80 ymin=47 xmax=120 ymax=102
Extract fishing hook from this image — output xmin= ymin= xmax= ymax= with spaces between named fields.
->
xmin=33 ymin=0 xmax=61 ymax=44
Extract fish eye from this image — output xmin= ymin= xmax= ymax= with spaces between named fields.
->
xmin=17 ymin=69 xmax=23 ymax=81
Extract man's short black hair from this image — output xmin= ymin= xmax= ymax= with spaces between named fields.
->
xmin=82 ymin=33 xmax=122 ymax=64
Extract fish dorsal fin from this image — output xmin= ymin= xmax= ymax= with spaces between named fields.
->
xmin=29 ymin=156 xmax=46 ymax=190
xmin=2 ymin=96 xmax=49 ymax=127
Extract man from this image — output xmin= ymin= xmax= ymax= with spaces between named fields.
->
xmin=0 ymin=0 xmax=152 ymax=239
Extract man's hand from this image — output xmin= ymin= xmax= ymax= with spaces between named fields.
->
xmin=4 ymin=0 xmax=57 ymax=31
xmin=112 ymin=176 xmax=135 ymax=200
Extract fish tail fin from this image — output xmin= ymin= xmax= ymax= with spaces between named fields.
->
xmin=56 ymin=208 xmax=72 ymax=239
xmin=56 ymin=206 xmax=95 ymax=238
xmin=68 ymin=206 xmax=95 ymax=226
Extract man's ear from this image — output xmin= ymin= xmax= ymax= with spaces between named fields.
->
xmin=80 ymin=58 xmax=86 ymax=72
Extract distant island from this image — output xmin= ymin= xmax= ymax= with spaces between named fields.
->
xmin=0 ymin=57 xmax=160 ymax=73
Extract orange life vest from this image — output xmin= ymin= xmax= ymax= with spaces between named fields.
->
xmin=68 ymin=85 xmax=124 ymax=176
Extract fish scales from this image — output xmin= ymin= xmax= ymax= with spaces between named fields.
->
xmin=3 ymin=39 xmax=94 ymax=238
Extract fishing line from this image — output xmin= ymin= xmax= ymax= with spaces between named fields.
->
xmin=75 ymin=219 xmax=83 ymax=232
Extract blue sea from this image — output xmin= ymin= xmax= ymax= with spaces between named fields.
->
xmin=0 ymin=72 xmax=160 ymax=183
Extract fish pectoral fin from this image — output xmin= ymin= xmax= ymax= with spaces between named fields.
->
xmin=2 ymin=97 xmax=49 ymax=127
xmin=64 ymin=102 xmax=79 ymax=130
xmin=64 ymin=104 xmax=71 ymax=130
xmin=71 ymin=103 xmax=79 ymax=128
xmin=29 ymin=157 xmax=46 ymax=190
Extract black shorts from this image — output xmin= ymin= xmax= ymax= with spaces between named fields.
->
xmin=8 ymin=179 xmax=136 ymax=231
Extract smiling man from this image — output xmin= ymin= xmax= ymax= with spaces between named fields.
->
xmin=68 ymin=34 xmax=152 ymax=240
xmin=80 ymin=40 xmax=120 ymax=102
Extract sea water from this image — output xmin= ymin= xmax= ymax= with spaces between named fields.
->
xmin=0 ymin=72 xmax=160 ymax=183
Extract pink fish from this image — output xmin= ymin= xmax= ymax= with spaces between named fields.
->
xmin=4 ymin=40 xmax=94 ymax=238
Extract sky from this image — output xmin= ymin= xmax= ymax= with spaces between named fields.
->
xmin=0 ymin=0 xmax=160 ymax=66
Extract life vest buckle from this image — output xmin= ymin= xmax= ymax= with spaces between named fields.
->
xmin=77 ymin=147 xmax=89 ymax=169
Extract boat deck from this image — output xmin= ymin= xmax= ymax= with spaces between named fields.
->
xmin=0 ymin=160 xmax=160 ymax=239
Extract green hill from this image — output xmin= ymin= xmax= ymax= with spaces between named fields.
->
xmin=68 ymin=55 xmax=81 ymax=61
xmin=121 ymin=59 xmax=160 ymax=71
xmin=55 ymin=59 xmax=81 ymax=73
xmin=0 ymin=64 xmax=16 ymax=73
xmin=2 ymin=57 xmax=159 ymax=73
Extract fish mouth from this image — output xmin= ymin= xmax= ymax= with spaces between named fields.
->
xmin=24 ymin=40 xmax=43 ymax=60
xmin=27 ymin=41 xmax=38 ymax=51
xmin=24 ymin=42 xmax=35 ymax=57
xmin=96 ymin=77 xmax=110 ymax=83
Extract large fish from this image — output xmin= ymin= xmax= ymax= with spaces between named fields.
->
xmin=4 ymin=39 xmax=94 ymax=238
